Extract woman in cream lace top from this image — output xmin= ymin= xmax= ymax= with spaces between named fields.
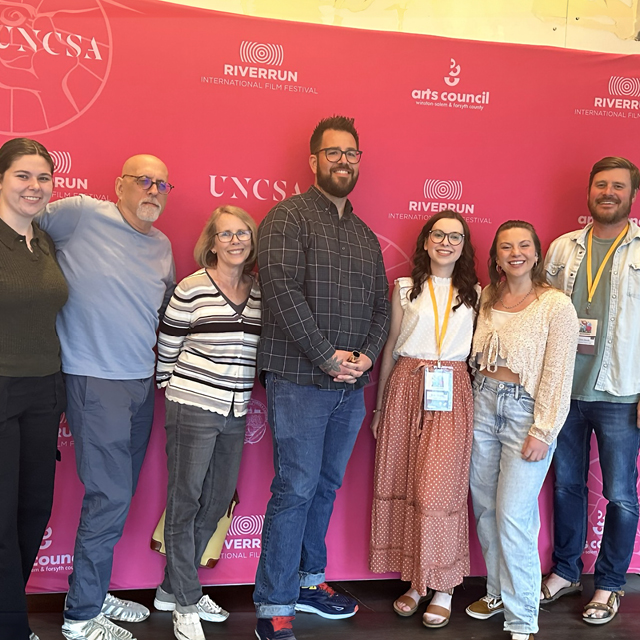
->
xmin=465 ymin=220 xmax=578 ymax=640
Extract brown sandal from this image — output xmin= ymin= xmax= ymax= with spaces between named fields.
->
xmin=540 ymin=574 xmax=582 ymax=604
xmin=422 ymin=589 xmax=453 ymax=628
xmin=393 ymin=589 xmax=433 ymax=617
xmin=582 ymin=590 xmax=624 ymax=625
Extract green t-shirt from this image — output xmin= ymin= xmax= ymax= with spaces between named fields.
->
xmin=571 ymin=234 xmax=640 ymax=402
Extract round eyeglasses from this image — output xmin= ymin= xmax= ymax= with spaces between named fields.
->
xmin=429 ymin=229 xmax=464 ymax=245
xmin=122 ymin=174 xmax=174 ymax=194
xmin=315 ymin=147 xmax=363 ymax=164
xmin=215 ymin=230 xmax=252 ymax=243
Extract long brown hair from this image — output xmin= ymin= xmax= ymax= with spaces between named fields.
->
xmin=409 ymin=210 xmax=478 ymax=311
xmin=482 ymin=220 xmax=549 ymax=313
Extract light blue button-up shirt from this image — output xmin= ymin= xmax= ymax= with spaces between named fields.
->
xmin=545 ymin=220 xmax=640 ymax=397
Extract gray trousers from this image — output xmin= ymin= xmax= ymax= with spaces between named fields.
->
xmin=160 ymin=399 xmax=245 ymax=608
xmin=64 ymin=375 xmax=154 ymax=621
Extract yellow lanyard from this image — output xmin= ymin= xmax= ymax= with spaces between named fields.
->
xmin=428 ymin=277 xmax=454 ymax=366
xmin=586 ymin=224 xmax=628 ymax=313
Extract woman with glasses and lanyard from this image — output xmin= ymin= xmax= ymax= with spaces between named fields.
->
xmin=369 ymin=210 xmax=479 ymax=628
xmin=466 ymin=221 xmax=578 ymax=640
xmin=0 ymin=138 xmax=67 ymax=640
xmin=154 ymin=206 xmax=261 ymax=640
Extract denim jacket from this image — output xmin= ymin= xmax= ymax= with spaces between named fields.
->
xmin=544 ymin=220 xmax=640 ymax=397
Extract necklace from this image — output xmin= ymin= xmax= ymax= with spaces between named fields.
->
xmin=499 ymin=284 xmax=534 ymax=309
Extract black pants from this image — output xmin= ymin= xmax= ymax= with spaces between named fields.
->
xmin=0 ymin=373 xmax=65 ymax=640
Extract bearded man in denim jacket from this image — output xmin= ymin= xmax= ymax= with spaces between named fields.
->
xmin=542 ymin=156 xmax=640 ymax=625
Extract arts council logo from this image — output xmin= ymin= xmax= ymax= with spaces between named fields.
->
xmin=411 ymin=58 xmax=490 ymax=111
xmin=388 ymin=178 xmax=490 ymax=224
xmin=32 ymin=527 xmax=74 ymax=574
xmin=0 ymin=0 xmax=113 ymax=135
xmin=575 ymin=75 xmax=640 ymax=120
xmin=202 ymin=40 xmax=318 ymax=95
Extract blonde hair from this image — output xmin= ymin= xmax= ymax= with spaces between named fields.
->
xmin=193 ymin=205 xmax=258 ymax=272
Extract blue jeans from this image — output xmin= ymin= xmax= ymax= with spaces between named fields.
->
xmin=65 ymin=376 xmax=154 ymax=621
xmin=552 ymin=399 xmax=640 ymax=591
xmin=469 ymin=374 xmax=556 ymax=635
xmin=253 ymin=373 xmax=365 ymax=618
xmin=161 ymin=399 xmax=245 ymax=609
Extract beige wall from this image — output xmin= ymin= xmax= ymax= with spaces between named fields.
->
xmin=158 ymin=0 xmax=640 ymax=54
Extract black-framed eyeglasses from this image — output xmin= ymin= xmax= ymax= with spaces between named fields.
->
xmin=429 ymin=229 xmax=465 ymax=245
xmin=315 ymin=147 xmax=363 ymax=164
xmin=215 ymin=230 xmax=252 ymax=243
xmin=122 ymin=174 xmax=174 ymax=194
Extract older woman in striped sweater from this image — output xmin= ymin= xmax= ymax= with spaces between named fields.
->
xmin=154 ymin=205 xmax=261 ymax=640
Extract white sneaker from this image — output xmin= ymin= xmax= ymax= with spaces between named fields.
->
xmin=61 ymin=614 xmax=136 ymax=640
xmin=195 ymin=594 xmax=229 ymax=622
xmin=172 ymin=611 xmax=205 ymax=640
xmin=101 ymin=592 xmax=150 ymax=622
xmin=154 ymin=586 xmax=228 ymax=622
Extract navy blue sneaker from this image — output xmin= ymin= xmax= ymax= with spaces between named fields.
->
xmin=255 ymin=616 xmax=296 ymax=640
xmin=295 ymin=583 xmax=358 ymax=619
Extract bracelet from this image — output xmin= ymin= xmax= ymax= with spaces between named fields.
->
xmin=372 ymin=409 xmax=381 ymax=413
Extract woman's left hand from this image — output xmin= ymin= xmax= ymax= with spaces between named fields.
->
xmin=521 ymin=435 xmax=549 ymax=462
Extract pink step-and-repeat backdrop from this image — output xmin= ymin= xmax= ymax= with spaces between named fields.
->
xmin=1 ymin=0 xmax=639 ymax=593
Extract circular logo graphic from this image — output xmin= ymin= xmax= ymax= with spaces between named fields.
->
xmin=228 ymin=514 xmax=264 ymax=537
xmin=0 ymin=0 xmax=113 ymax=135
xmin=244 ymin=397 xmax=268 ymax=444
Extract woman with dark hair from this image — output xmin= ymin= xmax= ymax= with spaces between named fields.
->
xmin=154 ymin=205 xmax=261 ymax=640
xmin=369 ymin=210 xmax=479 ymax=628
xmin=465 ymin=221 xmax=578 ymax=640
xmin=0 ymin=138 xmax=68 ymax=640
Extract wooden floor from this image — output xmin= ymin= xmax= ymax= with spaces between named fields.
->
xmin=27 ymin=575 xmax=640 ymax=639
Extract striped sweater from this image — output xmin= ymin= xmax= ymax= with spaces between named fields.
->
xmin=156 ymin=269 xmax=261 ymax=416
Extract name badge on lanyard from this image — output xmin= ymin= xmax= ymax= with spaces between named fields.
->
xmin=423 ymin=277 xmax=454 ymax=412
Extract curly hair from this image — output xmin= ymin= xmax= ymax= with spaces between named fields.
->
xmin=482 ymin=220 xmax=550 ymax=313
xmin=409 ymin=210 xmax=479 ymax=311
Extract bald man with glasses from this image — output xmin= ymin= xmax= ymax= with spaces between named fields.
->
xmin=38 ymin=155 xmax=176 ymax=640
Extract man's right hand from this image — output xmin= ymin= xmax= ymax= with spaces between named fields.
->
xmin=319 ymin=350 xmax=364 ymax=382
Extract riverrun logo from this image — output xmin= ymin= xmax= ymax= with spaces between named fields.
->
xmin=388 ymin=178 xmax=490 ymax=225
xmin=202 ymin=40 xmax=318 ymax=95
xmin=411 ymin=179 xmax=474 ymax=215
xmin=48 ymin=150 xmax=97 ymax=199
xmin=220 ymin=515 xmax=265 ymax=561
xmin=411 ymin=58 xmax=490 ymax=111
xmin=575 ymin=75 xmax=640 ymax=119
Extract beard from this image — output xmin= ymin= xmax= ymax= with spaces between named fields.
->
xmin=588 ymin=195 xmax=632 ymax=226
xmin=316 ymin=163 xmax=358 ymax=198
xmin=136 ymin=199 xmax=163 ymax=222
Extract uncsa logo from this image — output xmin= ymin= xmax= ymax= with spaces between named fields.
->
xmin=244 ymin=398 xmax=268 ymax=444
xmin=0 ymin=0 xmax=113 ymax=135
xmin=209 ymin=174 xmax=301 ymax=202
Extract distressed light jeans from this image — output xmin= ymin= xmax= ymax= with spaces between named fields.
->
xmin=469 ymin=373 xmax=556 ymax=635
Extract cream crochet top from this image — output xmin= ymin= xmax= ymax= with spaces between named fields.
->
xmin=471 ymin=286 xmax=579 ymax=444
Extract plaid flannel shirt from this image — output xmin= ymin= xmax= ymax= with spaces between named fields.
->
xmin=257 ymin=186 xmax=390 ymax=389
